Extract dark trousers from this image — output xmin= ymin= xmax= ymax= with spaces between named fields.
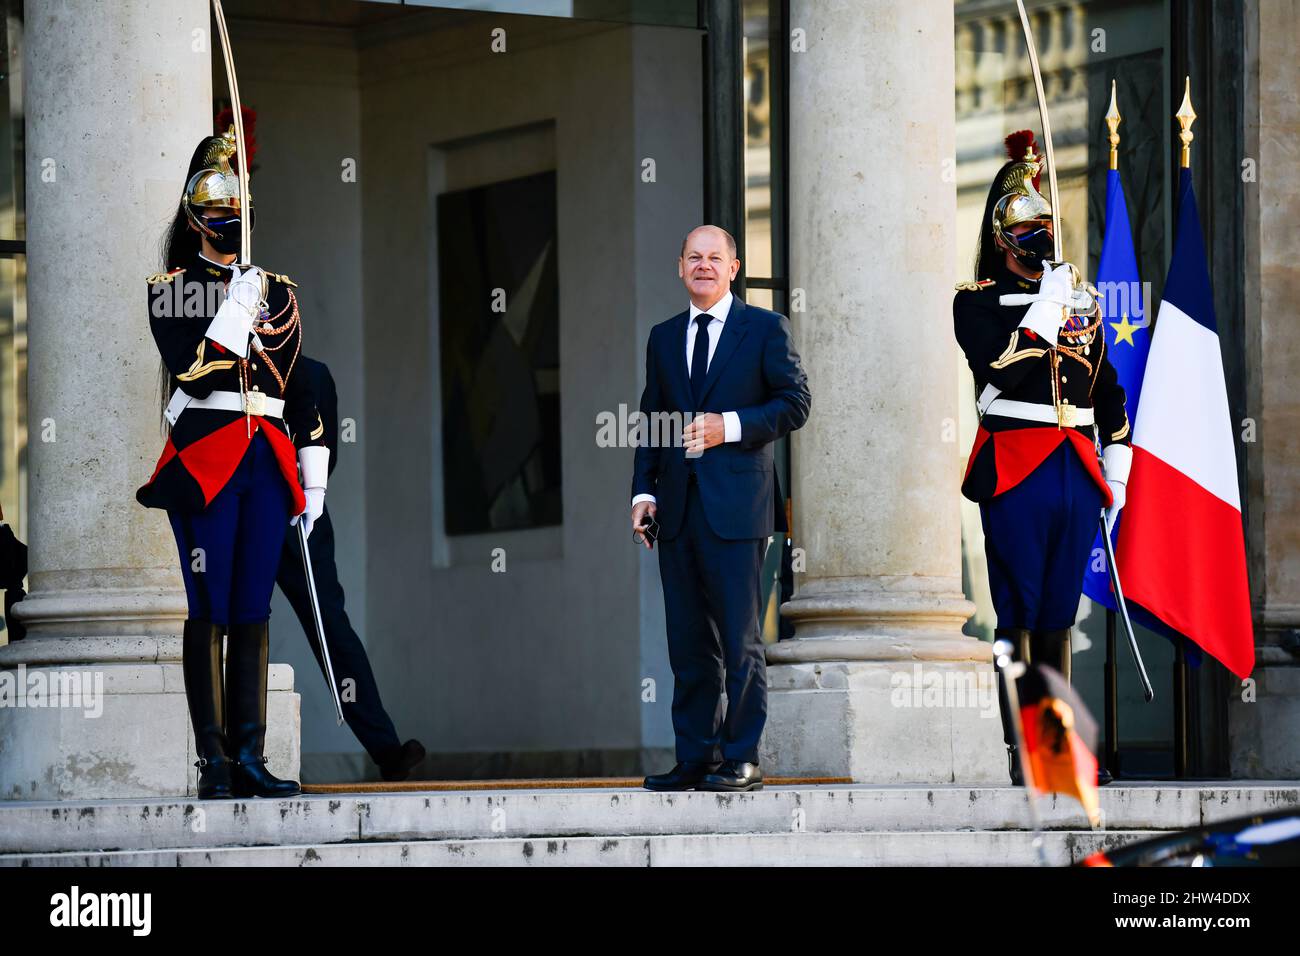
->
xmin=979 ymin=444 xmax=1104 ymax=631
xmin=276 ymin=505 xmax=402 ymax=764
xmin=657 ymin=480 xmax=768 ymax=763
xmin=168 ymin=430 xmax=291 ymax=627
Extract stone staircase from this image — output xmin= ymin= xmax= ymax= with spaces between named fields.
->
xmin=2 ymin=782 xmax=1297 ymax=866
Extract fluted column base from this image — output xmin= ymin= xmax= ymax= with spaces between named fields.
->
xmin=763 ymin=575 xmax=1004 ymax=784
xmin=772 ymin=575 xmax=986 ymax=663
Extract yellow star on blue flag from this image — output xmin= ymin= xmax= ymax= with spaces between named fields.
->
xmin=1110 ymin=313 xmax=1141 ymax=347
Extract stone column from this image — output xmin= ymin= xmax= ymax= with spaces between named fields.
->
xmin=0 ymin=0 xmax=297 ymax=800
xmin=763 ymin=0 xmax=1004 ymax=784
xmin=1230 ymin=0 xmax=1300 ymax=778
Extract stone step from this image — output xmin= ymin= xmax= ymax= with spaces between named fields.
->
xmin=7 ymin=829 xmax=1159 ymax=867
xmin=1 ymin=782 xmax=1295 ymax=859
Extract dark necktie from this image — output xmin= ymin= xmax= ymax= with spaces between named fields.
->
xmin=690 ymin=313 xmax=712 ymax=408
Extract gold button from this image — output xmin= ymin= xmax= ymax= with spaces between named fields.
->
xmin=1061 ymin=376 xmax=1068 ymax=383
xmin=252 ymin=363 xmax=257 ymax=369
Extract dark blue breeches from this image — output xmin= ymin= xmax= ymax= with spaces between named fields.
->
xmin=979 ymin=443 xmax=1104 ymax=631
xmin=168 ymin=430 xmax=293 ymax=627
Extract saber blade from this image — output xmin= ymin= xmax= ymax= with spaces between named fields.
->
xmin=1100 ymin=512 xmax=1154 ymax=702
xmin=211 ymin=0 xmax=252 ymax=262
xmin=300 ymin=521 xmax=345 ymax=725
xmin=1014 ymin=0 xmax=1062 ymax=263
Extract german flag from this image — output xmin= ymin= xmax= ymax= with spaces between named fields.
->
xmin=1016 ymin=664 xmax=1101 ymax=828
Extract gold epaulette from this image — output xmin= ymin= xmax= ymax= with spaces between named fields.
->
xmin=146 ymin=268 xmax=186 ymax=285
xmin=267 ymin=272 xmax=298 ymax=288
xmin=954 ymin=278 xmax=996 ymax=292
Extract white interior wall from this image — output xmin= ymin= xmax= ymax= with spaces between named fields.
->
xmin=359 ymin=15 xmax=701 ymax=774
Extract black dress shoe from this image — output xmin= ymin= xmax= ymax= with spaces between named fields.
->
xmin=643 ymin=761 xmax=721 ymax=791
xmin=1097 ymin=764 xmax=1114 ymax=786
xmin=698 ymin=760 xmax=763 ymax=792
xmin=379 ymin=739 xmax=426 ymax=782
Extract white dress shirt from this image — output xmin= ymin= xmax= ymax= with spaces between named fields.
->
xmin=632 ymin=292 xmax=742 ymax=507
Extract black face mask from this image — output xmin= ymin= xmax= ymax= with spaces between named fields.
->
xmin=203 ymin=215 xmax=243 ymax=255
xmin=1008 ymin=226 xmax=1055 ymax=266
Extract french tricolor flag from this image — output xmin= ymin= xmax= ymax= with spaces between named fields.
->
xmin=1115 ymin=168 xmax=1254 ymax=679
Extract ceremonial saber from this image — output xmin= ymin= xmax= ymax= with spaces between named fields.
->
xmin=211 ymin=0 xmax=252 ymax=261
xmin=1014 ymin=0 xmax=1062 ymax=264
xmin=1100 ymin=512 xmax=1154 ymax=702
xmin=211 ymin=0 xmax=344 ymax=724
xmin=1013 ymin=3 xmax=1152 ymax=702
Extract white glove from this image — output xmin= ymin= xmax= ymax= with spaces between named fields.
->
xmin=228 ymin=264 xmax=264 ymax=308
xmin=205 ymin=264 xmax=264 ymax=357
xmin=1104 ymin=481 xmax=1126 ymax=531
xmin=289 ymin=445 xmax=330 ymax=538
xmin=291 ymin=487 xmax=325 ymax=539
xmin=1102 ymin=443 xmax=1133 ymax=531
xmin=1036 ymin=260 xmax=1076 ymax=306
xmin=1007 ymin=260 xmax=1074 ymax=342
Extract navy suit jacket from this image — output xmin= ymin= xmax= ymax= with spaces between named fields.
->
xmin=631 ymin=296 xmax=810 ymax=541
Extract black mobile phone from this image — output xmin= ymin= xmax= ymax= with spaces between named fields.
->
xmin=637 ymin=515 xmax=660 ymax=547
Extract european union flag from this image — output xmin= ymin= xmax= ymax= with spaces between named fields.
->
xmin=1082 ymin=165 xmax=1150 ymax=610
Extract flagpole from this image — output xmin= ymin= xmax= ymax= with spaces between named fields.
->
xmin=1090 ymin=78 xmax=1153 ymax=703
xmin=1171 ymin=76 xmax=1197 ymax=780
xmin=1102 ymin=79 xmax=1121 ymax=781
xmin=1104 ymin=610 xmax=1118 ymax=773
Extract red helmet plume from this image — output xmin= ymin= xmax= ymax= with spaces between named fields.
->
xmin=1004 ymin=129 xmax=1042 ymax=189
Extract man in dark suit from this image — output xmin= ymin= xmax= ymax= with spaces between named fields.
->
xmin=632 ymin=225 xmax=811 ymax=792
xmin=276 ymin=356 xmax=425 ymax=781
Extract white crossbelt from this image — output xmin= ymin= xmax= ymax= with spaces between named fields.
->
xmin=164 ymin=388 xmax=285 ymax=426
xmin=976 ymin=383 xmax=1001 ymax=415
xmin=982 ymin=397 xmax=1094 ymax=427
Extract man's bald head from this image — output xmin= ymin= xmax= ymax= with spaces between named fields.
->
xmin=681 ymin=225 xmax=737 ymax=259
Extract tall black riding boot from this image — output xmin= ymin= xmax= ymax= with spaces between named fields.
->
xmin=1037 ymin=627 xmax=1111 ymax=783
xmin=1037 ymin=627 xmax=1072 ymax=683
xmin=995 ymin=627 xmax=1032 ymax=786
xmin=226 ymin=620 xmax=301 ymax=798
xmin=182 ymin=618 xmax=234 ymax=799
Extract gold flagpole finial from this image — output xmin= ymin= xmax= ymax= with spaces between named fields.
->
xmin=1105 ymin=79 xmax=1122 ymax=171
xmin=1176 ymin=75 xmax=1197 ymax=169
